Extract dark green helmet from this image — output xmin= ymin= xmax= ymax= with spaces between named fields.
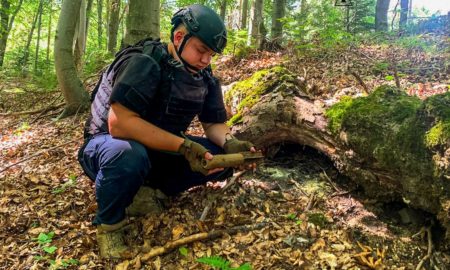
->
xmin=171 ymin=4 xmax=227 ymax=54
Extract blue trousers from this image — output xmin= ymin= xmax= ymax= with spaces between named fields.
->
xmin=78 ymin=133 xmax=232 ymax=225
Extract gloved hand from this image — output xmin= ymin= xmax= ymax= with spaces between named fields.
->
xmin=178 ymin=137 xmax=209 ymax=175
xmin=223 ymin=136 xmax=254 ymax=154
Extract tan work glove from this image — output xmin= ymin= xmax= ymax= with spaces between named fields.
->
xmin=178 ymin=137 xmax=209 ymax=175
xmin=223 ymin=135 xmax=254 ymax=154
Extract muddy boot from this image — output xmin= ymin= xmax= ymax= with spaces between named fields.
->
xmin=96 ymin=220 xmax=133 ymax=259
xmin=126 ymin=186 xmax=168 ymax=217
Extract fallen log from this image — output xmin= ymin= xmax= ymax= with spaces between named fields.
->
xmin=224 ymin=66 xmax=450 ymax=243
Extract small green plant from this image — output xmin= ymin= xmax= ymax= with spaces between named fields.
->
xmin=33 ymin=231 xmax=79 ymax=269
xmin=14 ymin=121 xmax=30 ymax=135
xmin=52 ymin=174 xmax=77 ymax=194
xmin=197 ymin=256 xmax=252 ymax=270
xmin=35 ymin=232 xmax=55 ymax=245
xmin=179 ymin=246 xmax=189 ymax=257
xmin=385 ymin=75 xmax=394 ymax=81
xmin=286 ymin=213 xmax=303 ymax=225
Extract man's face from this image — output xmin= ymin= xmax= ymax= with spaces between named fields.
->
xmin=174 ymin=32 xmax=216 ymax=72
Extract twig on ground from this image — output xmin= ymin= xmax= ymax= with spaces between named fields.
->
xmin=0 ymin=139 xmax=79 ymax=173
xmin=348 ymin=69 xmax=369 ymax=95
xmin=199 ymin=170 xmax=246 ymax=221
xmin=304 ymin=192 xmax=316 ymax=212
xmin=289 ymin=178 xmax=308 ymax=196
xmin=320 ymin=168 xmax=340 ymax=193
xmin=140 ymin=222 xmax=268 ymax=262
xmin=0 ymin=102 xmax=65 ymax=116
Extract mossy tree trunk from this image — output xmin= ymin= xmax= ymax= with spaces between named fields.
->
xmin=226 ymin=66 xmax=450 ymax=243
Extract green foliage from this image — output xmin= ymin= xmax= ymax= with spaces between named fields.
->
xmin=224 ymin=29 xmax=251 ymax=57
xmin=286 ymin=213 xmax=303 ymax=225
xmin=371 ymin=61 xmax=389 ymax=75
xmin=33 ymin=230 xmax=79 ymax=269
xmin=197 ymin=256 xmax=252 ymax=270
xmin=394 ymin=35 xmax=438 ymax=54
xmin=179 ymin=246 xmax=189 ymax=256
xmin=35 ymin=232 xmax=55 ymax=246
xmin=52 ymin=174 xmax=77 ymax=194
xmin=385 ymin=75 xmax=394 ymax=81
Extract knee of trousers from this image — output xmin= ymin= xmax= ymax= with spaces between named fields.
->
xmin=98 ymin=139 xmax=151 ymax=185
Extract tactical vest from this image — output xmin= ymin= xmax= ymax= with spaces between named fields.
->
xmin=84 ymin=38 xmax=216 ymax=139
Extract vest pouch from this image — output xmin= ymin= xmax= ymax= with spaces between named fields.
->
xmin=164 ymin=69 xmax=207 ymax=119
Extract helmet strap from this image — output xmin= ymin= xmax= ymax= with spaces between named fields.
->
xmin=174 ymin=33 xmax=201 ymax=73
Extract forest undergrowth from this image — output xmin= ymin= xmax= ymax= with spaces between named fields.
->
xmin=1 ymin=35 xmax=449 ymax=269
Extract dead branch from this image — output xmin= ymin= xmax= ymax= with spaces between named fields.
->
xmin=140 ymin=222 xmax=268 ymax=262
xmin=199 ymin=170 xmax=246 ymax=221
xmin=348 ymin=69 xmax=369 ymax=95
xmin=304 ymin=192 xmax=316 ymax=212
xmin=320 ymin=167 xmax=340 ymax=193
xmin=0 ymin=139 xmax=79 ymax=173
xmin=0 ymin=102 xmax=65 ymax=116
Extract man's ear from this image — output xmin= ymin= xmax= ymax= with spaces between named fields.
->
xmin=173 ymin=30 xmax=185 ymax=46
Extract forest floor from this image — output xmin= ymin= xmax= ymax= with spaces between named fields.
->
xmin=1 ymin=34 xmax=449 ymax=270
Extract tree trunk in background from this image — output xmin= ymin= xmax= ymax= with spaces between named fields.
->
xmin=85 ymin=0 xmax=94 ymax=41
xmin=46 ymin=0 xmax=52 ymax=62
xmin=408 ymin=0 xmax=412 ymax=19
xmin=34 ymin=0 xmax=43 ymax=73
xmin=22 ymin=0 xmax=43 ymax=68
xmin=249 ymin=0 xmax=263 ymax=47
xmin=240 ymin=0 xmax=248 ymax=29
xmin=399 ymin=0 xmax=408 ymax=28
xmin=54 ymin=0 xmax=89 ymax=117
xmin=300 ymin=0 xmax=307 ymax=20
xmin=0 ymin=0 xmax=10 ymax=67
xmin=97 ymin=0 xmax=103 ymax=49
xmin=123 ymin=0 xmax=159 ymax=47
xmin=219 ymin=0 xmax=226 ymax=22
xmin=107 ymin=0 xmax=120 ymax=53
xmin=74 ymin=0 xmax=87 ymax=69
xmin=375 ymin=0 xmax=390 ymax=31
xmin=271 ymin=0 xmax=285 ymax=45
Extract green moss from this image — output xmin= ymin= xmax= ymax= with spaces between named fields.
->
xmin=325 ymin=96 xmax=353 ymax=134
xmin=425 ymin=121 xmax=450 ymax=147
xmin=225 ymin=66 xmax=296 ymax=126
xmin=307 ymin=212 xmax=328 ymax=228
xmin=326 ymin=85 xmax=431 ymax=177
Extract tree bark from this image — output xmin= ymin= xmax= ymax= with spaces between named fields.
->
xmin=34 ymin=0 xmax=44 ymax=73
xmin=22 ymin=0 xmax=43 ymax=68
xmin=271 ymin=0 xmax=285 ymax=46
xmin=219 ymin=0 xmax=227 ymax=22
xmin=85 ymin=0 xmax=94 ymax=44
xmin=240 ymin=0 xmax=248 ymax=29
xmin=97 ymin=0 xmax=103 ymax=49
xmin=375 ymin=0 xmax=390 ymax=31
xmin=107 ymin=0 xmax=120 ymax=53
xmin=123 ymin=0 xmax=159 ymax=47
xmin=46 ymin=0 xmax=52 ymax=62
xmin=54 ymin=0 xmax=89 ymax=118
xmin=226 ymin=67 xmax=450 ymax=243
xmin=0 ymin=0 xmax=10 ymax=67
xmin=399 ymin=0 xmax=408 ymax=28
xmin=249 ymin=0 xmax=263 ymax=47
xmin=74 ymin=0 xmax=87 ymax=69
